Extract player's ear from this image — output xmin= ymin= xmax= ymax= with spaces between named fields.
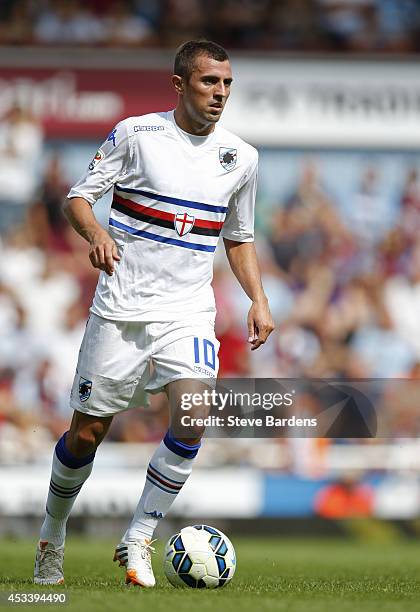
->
xmin=172 ymin=75 xmax=184 ymax=95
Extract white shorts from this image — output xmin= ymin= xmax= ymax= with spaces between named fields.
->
xmin=70 ymin=313 xmax=219 ymax=417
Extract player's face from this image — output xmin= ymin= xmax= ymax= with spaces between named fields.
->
xmin=181 ymin=55 xmax=233 ymax=127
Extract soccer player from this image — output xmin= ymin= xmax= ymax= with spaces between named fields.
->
xmin=34 ymin=40 xmax=274 ymax=588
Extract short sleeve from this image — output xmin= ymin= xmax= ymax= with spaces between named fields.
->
xmin=67 ymin=121 xmax=131 ymax=205
xmin=221 ymin=155 xmax=258 ymax=242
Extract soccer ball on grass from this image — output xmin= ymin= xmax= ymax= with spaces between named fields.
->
xmin=163 ymin=524 xmax=236 ymax=588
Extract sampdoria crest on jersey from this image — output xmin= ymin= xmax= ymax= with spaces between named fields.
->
xmin=88 ymin=148 xmax=105 ymax=171
xmin=219 ymin=147 xmax=237 ymax=172
xmin=79 ymin=377 xmax=92 ymax=402
xmin=174 ymin=211 xmax=195 ymax=237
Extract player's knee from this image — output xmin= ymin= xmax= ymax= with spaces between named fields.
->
xmin=179 ymin=418 xmax=205 ymax=443
xmin=87 ymin=420 xmax=109 ymax=445
xmin=67 ymin=425 xmax=104 ymax=457
xmin=182 ymin=432 xmax=204 ymax=446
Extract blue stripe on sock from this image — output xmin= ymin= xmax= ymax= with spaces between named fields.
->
xmin=55 ymin=432 xmax=96 ymax=469
xmin=50 ymin=479 xmax=83 ymax=494
xmin=163 ymin=430 xmax=201 ymax=459
xmin=49 ymin=482 xmax=83 ymax=498
xmin=48 ymin=486 xmax=80 ymax=499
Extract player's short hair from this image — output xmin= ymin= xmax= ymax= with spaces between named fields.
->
xmin=174 ymin=40 xmax=229 ymax=81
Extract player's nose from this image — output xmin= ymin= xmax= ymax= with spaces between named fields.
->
xmin=214 ymin=82 xmax=227 ymax=99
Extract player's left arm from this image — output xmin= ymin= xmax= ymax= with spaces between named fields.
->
xmin=224 ymin=238 xmax=274 ymax=350
xmin=221 ymin=151 xmax=274 ymax=350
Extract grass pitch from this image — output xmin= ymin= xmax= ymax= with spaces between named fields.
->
xmin=1 ymin=537 xmax=420 ymax=612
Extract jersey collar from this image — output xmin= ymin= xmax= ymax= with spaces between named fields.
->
xmin=168 ymin=110 xmax=217 ymax=149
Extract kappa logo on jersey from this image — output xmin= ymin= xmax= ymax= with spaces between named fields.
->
xmin=88 ymin=148 xmax=105 ymax=171
xmin=78 ymin=377 xmax=92 ymax=402
xmin=107 ymin=127 xmax=117 ymax=147
xmin=174 ymin=211 xmax=195 ymax=236
xmin=219 ymin=147 xmax=237 ymax=172
xmin=134 ymin=125 xmax=165 ymax=132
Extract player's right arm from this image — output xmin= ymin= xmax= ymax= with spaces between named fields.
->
xmin=64 ymin=196 xmax=120 ymax=276
xmin=64 ymin=121 xmax=132 ymax=276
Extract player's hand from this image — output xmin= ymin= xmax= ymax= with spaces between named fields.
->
xmin=247 ymin=298 xmax=274 ymax=351
xmin=88 ymin=228 xmax=121 ymax=276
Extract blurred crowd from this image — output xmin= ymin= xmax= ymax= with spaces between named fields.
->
xmin=1 ymin=103 xmax=420 ymax=461
xmin=0 ymin=0 xmax=420 ymax=53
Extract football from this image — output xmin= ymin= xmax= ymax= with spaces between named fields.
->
xmin=163 ymin=524 xmax=236 ymax=588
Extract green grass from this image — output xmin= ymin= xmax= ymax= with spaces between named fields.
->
xmin=1 ymin=537 xmax=420 ymax=611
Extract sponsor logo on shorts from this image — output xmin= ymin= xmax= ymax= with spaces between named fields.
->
xmin=79 ymin=377 xmax=92 ymax=402
xmin=134 ymin=125 xmax=165 ymax=132
xmin=88 ymin=148 xmax=105 ymax=171
xmin=219 ymin=147 xmax=237 ymax=172
xmin=193 ymin=365 xmax=216 ymax=378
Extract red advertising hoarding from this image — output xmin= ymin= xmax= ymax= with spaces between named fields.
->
xmin=0 ymin=66 xmax=176 ymax=138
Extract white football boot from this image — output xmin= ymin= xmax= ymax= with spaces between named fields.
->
xmin=113 ymin=539 xmax=156 ymax=587
xmin=34 ymin=540 xmax=65 ymax=585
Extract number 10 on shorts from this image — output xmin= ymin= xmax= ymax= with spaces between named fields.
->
xmin=193 ymin=337 xmax=216 ymax=371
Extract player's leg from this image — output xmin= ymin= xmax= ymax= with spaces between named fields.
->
xmin=34 ymin=411 xmax=113 ymax=585
xmin=39 ymin=411 xmax=113 ymax=547
xmin=35 ymin=314 xmax=150 ymax=585
xmin=116 ymin=319 xmax=218 ymax=587
xmin=116 ymin=379 xmax=208 ymax=588
xmin=123 ymin=379 xmax=205 ymax=538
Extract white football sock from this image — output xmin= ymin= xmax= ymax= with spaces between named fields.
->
xmin=39 ymin=432 xmax=95 ymax=547
xmin=123 ymin=432 xmax=200 ymax=541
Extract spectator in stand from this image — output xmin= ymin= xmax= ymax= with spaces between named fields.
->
xmin=28 ymin=154 xmax=70 ymax=252
xmin=263 ymin=0 xmax=323 ymax=51
xmin=0 ymin=0 xmax=419 ymax=52
xmin=400 ymin=167 xmax=420 ymax=244
xmin=384 ymin=240 xmax=420 ymax=361
xmin=133 ymin=0 xmax=164 ymax=29
xmin=316 ymin=0 xmax=379 ymax=51
xmin=343 ymin=166 xmax=395 ymax=255
xmin=160 ymin=0 xmax=207 ymax=47
xmin=0 ymin=104 xmax=43 ymax=235
xmin=0 ymin=225 xmax=80 ymax=340
xmin=314 ymin=473 xmax=374 ymax=518
xmin=206 ymin=0 xmax=269 ymax=49
xmin=350 ymin=276 xmax=416 ymax=377
xmin=276 ymin=322 xmax=322 ymax=376
xmin=34 ymin=0 xmax=105 ymax=45
xmin=375 ymin=0 xmax=420 ymax=52
xmin=38 ymin=155 xmax=69 ymax=234
xmin=0 ymin=283 xmax=32 ymax=375
xmin=270 ymin=161 xmax=351 ymax=272
xmin=103 ymin=0 xmax=156 ymax=47
xmin=0 ymin=0 xmax=34 ymax=45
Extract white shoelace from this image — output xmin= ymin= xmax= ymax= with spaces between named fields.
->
xmin=130 ymin=539 xmax=156 ymax=572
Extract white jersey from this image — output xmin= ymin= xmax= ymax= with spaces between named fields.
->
xmin=68 ymin=110 xmax=258 ymax=321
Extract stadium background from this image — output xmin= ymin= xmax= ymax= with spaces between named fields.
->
xmin=1 ymin=0 xmax=420 ymax=543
